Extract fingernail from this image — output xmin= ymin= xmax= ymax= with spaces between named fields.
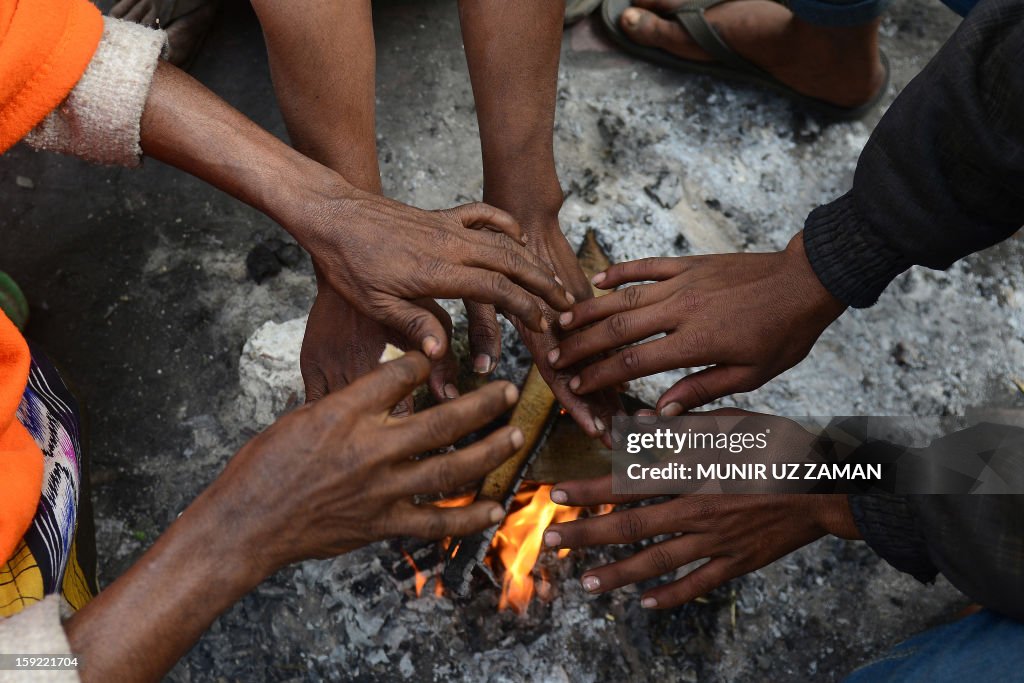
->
xmin=544 ymin=530 xmax=561 ymax=547
xmin=547 ymin=348 xmax=560 ymax=365
xmin=541 ymin=317 xmax=550 ymax=332
xmin=641 ymin=596 xmax=658 ymax=609
xmin=551 ymin=489 xmax=568 ymax=504
xmin=504 ymin=384 xmax=520 ymax=404
xmin=510 ymin=427 xmax=525 ymax=449
xmin=582 ymin=575 xmax=601 ymax=592
xmin=569 ymin=376 xmax=581 ymax=393
xmin=423 ymin=336 xmax=440 ymax=357
xmin=474 ymin=353 xmax=494 ymax=374
xmin=566 ymin=291 xmax=576 ymax=305
xmin=593 ymin=417 xmax=606 ymax=432
xmin=622 ymin=8 xmax=640 ymax=28
xmin=591 ymin=272 xmax=606 ymax=286
xmin=521 ymin=234 xmax=529 ymax=244
xmin=443 ymin=383 xmax=459 ymax=400
xmin=559 ymin=312 xmax=573 ymax=327
xmin=490 ymin=506 xmax=505 ymax=524
xmin=660 ymin=402 xmax=683 ymax=417
xmin=554 ymin=275 xmax=564 ymax=286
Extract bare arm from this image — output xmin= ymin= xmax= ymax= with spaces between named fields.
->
xmin=458 ymin=1 xmax=622 ymax=442
xmin=64 ymin=354 xmax=519 ymax=682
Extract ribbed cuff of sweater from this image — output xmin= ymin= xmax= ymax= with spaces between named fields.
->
xmin=24 ymin=17 xmax=167 ymax=167
xmin=803 ymin=192 xmax=912 ymax=308
xmin=849 ymin=493 xmax=937 ymax=584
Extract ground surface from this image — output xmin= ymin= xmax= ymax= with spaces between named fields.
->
xmin=2 ymin=1 xmax=1021 ymax=681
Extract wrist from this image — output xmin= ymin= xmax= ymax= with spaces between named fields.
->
xmin=811 ymin=495 xmax=862 ymax=539
xmin=785 ymin=231 xmax=847 ymax=322
xmin=483 ymin=172 xmax=564 ymax=229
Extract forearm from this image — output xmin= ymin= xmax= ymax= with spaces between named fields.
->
xmin=458 ymin=0 xmax=565 ymax=218
xmin=803 ymin=0 xmax=1024 ymax=307
xmin=252 ymin=0 xmax=381 ymax=193
xmin=64 ymin=486 xmax=266 ymax=682
xmin=139 ymin=60 xmax=353 ymax=240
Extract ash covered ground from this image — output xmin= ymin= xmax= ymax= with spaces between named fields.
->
xmin=2 ymin=0 xmax=1022 ymax=681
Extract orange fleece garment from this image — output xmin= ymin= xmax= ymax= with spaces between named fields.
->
xmin=0 ymin=0 xmax=103 ymax=564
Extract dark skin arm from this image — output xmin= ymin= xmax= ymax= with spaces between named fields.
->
xmin=64 ymin=353 xmax=521 ymax=682
xmin=553 ymin=232 xmax=845 ymax=414
xmin=251 ymin=0 xmax=453 ymax=407
xmin=140 ymin=60 xmax=572 ymax=364
xmin=458 ymin=0 xmax=623 ymax=443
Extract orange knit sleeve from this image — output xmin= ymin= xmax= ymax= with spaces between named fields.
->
xmin=0 ymin=312 xmax=43 ymax=565
xmin=0 ymin=0 xmax=103 ymax=562
xmin=0 ymin=0 xmax=104 ymax=154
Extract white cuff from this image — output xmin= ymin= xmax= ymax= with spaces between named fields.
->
xmin=0 ymin=595 xmax=80 ymax=682
xmin=24 ymin=17 xmax=168 ymax=167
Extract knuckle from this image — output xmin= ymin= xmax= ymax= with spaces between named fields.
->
xmin=620 ymin=346 xmax=640 ymax=371
xmin=431 ymin=227 xmax=457 ymax=250
xmin=622 ymin=284 xmax=644 ymax=309
xmin=649 ymin=545 xmax=677 ymax=576
xmin=432 ymin=459 xmax=458 ymax=492
xmin=608 ymin=314 xmax=630 ymax=342
xmin=679 ymin=288 xmax=705 ymax=312
xmin=691 ymin=496 xmax=718 ymax=523
xmin=617 ymin=510 xmax=646 ymax=542
xmin=501 ymin=249 xmax=527 ymax=274
xmin=422 ymin=512 xmax=450 ymax=539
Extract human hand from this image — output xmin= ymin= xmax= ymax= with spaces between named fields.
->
xmin=551 ymin=233 xmax=846 ymax=415
xmin=214 ymin=352 xmax=522 ymax=574
xmin=290 ymin=189 xmax=573 ymax=363
xmin=300 ymin=279 xmax=460 ymax=411
xmin=544 ymin=481 xmax=860 ymax=609
xmin=490 ymin=211 xmax=623 ymax=443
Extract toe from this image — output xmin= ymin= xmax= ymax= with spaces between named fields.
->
xmin=621 ymin=7 xmax=709 ymax=62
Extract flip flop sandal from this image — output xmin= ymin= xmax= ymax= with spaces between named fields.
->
xmin=0 ymin=271 xmax=29 ymax=331
xmin=601 ymin=0 xmax=890 ymax=121
xmin=566 ymin=0 xmax=604 ymax=25
xmin=152 ymin=0 xmax=220 ymax=71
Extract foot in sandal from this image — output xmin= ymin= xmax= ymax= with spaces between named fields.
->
xmin=110 ymin=0 xmax=219 ymax=68
xmin=611 ymin=0 xmax=887 ymax=114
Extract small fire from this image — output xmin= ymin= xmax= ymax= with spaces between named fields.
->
xmin=402 ymin=550 xmax=428 ymax=597
xmin=399 ymin=489 xmax=612 ymax=613
xmin=494 ymin=485 xmax=582 ymax=612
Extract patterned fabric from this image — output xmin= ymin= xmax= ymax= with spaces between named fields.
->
xmin=0 ymin=345 xmax=94 ymax=617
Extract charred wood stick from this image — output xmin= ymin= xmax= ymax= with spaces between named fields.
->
xmin=443 ymin=230 xmax=614 ymax=596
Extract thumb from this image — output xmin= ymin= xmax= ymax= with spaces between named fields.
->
xmin=377 ymin=298 xmax=450 ymax=361
xmin=657 ymin=366 xmax=760 ymax=416
xmin=446 ymin=202 xmax=525 ymax=244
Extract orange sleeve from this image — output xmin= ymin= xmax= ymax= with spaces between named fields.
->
xmin=0 ymin=312 xmax=43 ymax=565
xmin=0 ymin=0 xmax=104 ymax=154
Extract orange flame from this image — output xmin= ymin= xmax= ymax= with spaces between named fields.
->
xmin=494 ymin=485 xmax=583 ymax=613
xmin=412 ymin=489 xmax=612 ymax=612
xmin=401 ymin=551 xmax=427 ymax=597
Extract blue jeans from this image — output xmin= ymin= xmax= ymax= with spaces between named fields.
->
xmin=787 ymin=0 xmax=978 ymax=26
xmin=844 ymin=610 xmax=1024 ymax=682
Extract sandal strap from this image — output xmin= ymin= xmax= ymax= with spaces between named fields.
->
xmin=672 ymin=0 xmax=768 ymax=78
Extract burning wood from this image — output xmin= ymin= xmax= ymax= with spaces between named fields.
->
xmin=443 ymin=230 xmax=616 ymax=602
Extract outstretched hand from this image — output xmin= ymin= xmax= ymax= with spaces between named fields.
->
xmin=223 ymin=352 xmax=523 ymax=572
xmin=294 ymin=192 xmax=574 ymax=363
xmin=500 ymin=213 xmax=623 ymax=444
xmin=544 ymin=478 xmax=860 ymax=610
xmin=551 ymin=233 xmax=845 ymax=415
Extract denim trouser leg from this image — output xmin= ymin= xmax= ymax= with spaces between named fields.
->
xmin=783 ymin=0 xmax=892 ymax=26
xmin=784 ymin=0 xmax=979 ymax=25
xmin=843 ymin=610 xmax=1024 ymax=683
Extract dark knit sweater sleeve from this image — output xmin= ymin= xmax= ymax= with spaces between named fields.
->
xmin=804 ymin=0 xmax=1024 ymax=308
